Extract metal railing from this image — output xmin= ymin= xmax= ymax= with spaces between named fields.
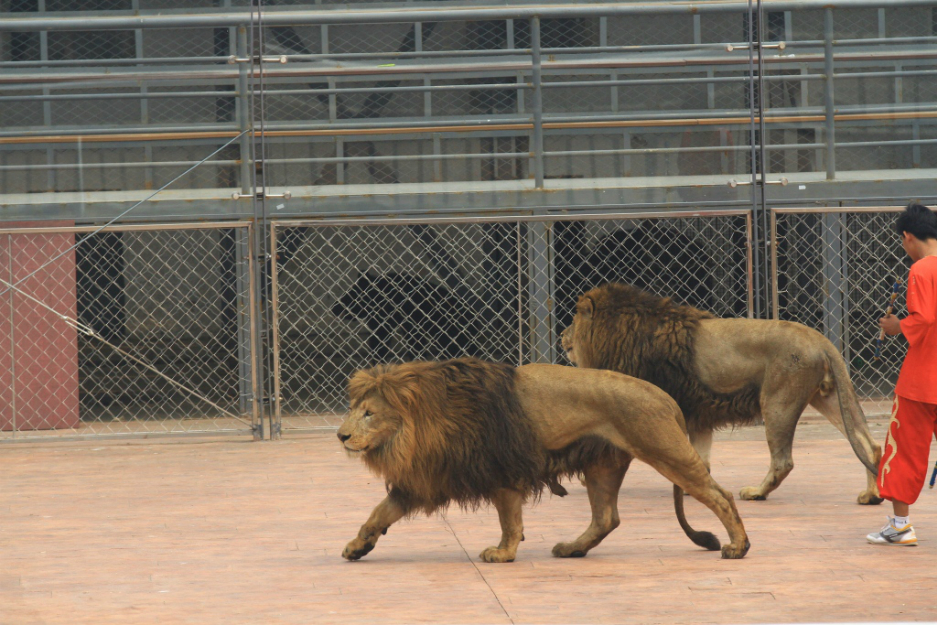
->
xmin=0 ymin=0 xmax=933 ymax=204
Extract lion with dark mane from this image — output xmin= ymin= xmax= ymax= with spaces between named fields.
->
xmin=338 ymin=358 xmax=749 ymax=563
xmin=561 ymin=283 xmax=883 ymax=504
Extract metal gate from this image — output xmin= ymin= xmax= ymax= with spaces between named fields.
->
xmin=771 ymin=205 xmax=917 ymax=417
xmin=269 ymin=210 xmax=752 ymax=436
xmin=0 ymin=222 xmax=260 ymax=441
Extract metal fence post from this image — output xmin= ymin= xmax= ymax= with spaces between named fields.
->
xmin=5 ymin=234 xmax=16 ymax=439
xmin=526 ymin=217 xmax=556 ymax=364
xmin=821 ymin=212 xmax=848 ymax=356
xmin=269 ymin=224 xmax=282 ymax=440
xmin=236 ymin=25 xmax=252 ymax=196
xmin=236 ymin=227 xmax=254 ymax=420
xmin=530 ymin=15 xmax=544 ymax=189
xmin=824 ymin=8 xmax=836 ymax=180
xmin=745 ymin=0 xmax=764 ymax=320
xmin=248 ymin=222 xmax=265 ymax=441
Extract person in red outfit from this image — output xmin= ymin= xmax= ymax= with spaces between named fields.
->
xmin=866 ymin=203 xmax=936 ymax=546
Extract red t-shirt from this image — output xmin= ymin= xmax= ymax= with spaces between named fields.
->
xmin=895 ymin=255 xmax=937 ymax=404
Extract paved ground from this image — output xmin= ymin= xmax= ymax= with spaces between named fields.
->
xmin=1 ymin=419 xmax=935 ymax=625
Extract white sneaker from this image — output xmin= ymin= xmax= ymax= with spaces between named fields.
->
xmin=866 ymin=516 xmax=918 ymax=546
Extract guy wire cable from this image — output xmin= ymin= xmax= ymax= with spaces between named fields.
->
xmin=0 ymin=276 xmax=249 ymax=424
xmin=756 ymin=0 xmax=772 ymax=320
xmin=746 ymin=0 xmax=762 ymax=319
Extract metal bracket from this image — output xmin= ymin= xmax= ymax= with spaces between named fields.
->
xmin=228 ymin=55 xmax=288 ymax=64
xmin=728 ymin=178 xmax=789 ymax=188
xmin=725 ymin=42 xmax=786 ymax=52
xmin=232 ymin=191 xmax=292 ymax=200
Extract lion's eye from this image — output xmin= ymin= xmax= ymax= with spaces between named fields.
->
xmin=363 ymin=410 xmax=373 ymax=419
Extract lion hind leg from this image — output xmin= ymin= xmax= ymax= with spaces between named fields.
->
xmin=552 ymin=461 xmax=629 ymax=558
xmin=480 ymin=488 xmax=525 ymax=563
xmin=740 ymin=389 xmax=815 ymax=501
xmin=808 ymin=391 xmax=883 ymax=506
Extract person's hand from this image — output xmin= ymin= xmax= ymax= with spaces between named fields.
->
xmin=879 ymin=314 xmax=902 ymax=336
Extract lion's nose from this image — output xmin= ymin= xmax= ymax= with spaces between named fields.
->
xmin=337 ymin=432 xmax=351 ymax=442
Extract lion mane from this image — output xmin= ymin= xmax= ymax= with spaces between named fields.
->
xmin=571 ymin=282 xmax=761 ymax=432
xmin=349 ymin=360 xmax=545 ymax=514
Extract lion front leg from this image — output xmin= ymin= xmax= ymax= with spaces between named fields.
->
xmin=343 ymin=494 xmax=408 ymax=561
xmin=479 ymin=489 xmax=525 ymax=563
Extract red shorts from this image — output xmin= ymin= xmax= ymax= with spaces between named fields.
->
xmin=877 ymin=395 xmax=937 ymax=505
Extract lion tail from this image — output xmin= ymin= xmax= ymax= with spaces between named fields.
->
xmin=825 ymin=350 xmax=880 ymax=477
xmin=672 ymin=484 xmax=721 ymax=551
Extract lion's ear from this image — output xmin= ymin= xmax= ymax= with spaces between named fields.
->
xmin=375 ymin=369 xmax=423 ymax=416
xmin=348 ymin=367 xmax=379 ymax=403
xmin=578 ymin=295 xmax=595 ymax=319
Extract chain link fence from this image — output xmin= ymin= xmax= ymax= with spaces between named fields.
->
xmin=771 ymin=207 xmax=915 ymax=417
xmin=0 ymin=222 xmax=259 ymax=440
xmin=0 ymin=1 xmax=933 ymax=442
xmin=0 ymin=207 xmax=918 ymax=440
xmin=270 ymin=211 xmax=751 ymax=432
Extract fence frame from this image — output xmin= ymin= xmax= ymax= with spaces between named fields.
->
xmin=769 ymin=205 xmax=909 ymax=319
xmin=0 ymin=219 xmax=262 ymax=443
xmin=768 ymin=204 xmax=929 ymax=417
xmin=269 ymin=208 xmax=753 ymax=437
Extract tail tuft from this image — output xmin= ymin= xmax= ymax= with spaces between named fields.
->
xmin=673 ymin=484 xmax=722 ymax=551
xmin=691 ymin=531 xmax=722 ymax=551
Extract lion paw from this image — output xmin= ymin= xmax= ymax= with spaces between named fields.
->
xmin=857 ymin=490 xmax=884 ymax=506
xmin=551 ymin=542 xmax=588 ymax=558
xmin=720 ymin=539 xmax=750 ymax=559
xmin=739 ymin=487 xmax=767 ymax=501
xmin=479 ymin=547 xmax=515 ymax=563
xmin=342 ymin=538 xmax=375 ymax=561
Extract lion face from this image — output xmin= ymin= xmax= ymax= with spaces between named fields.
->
xmin=561 ymin=294 xmax=597 ymax=366
xmin=337 ymin=392 xmax=401 ymax=454
xmin=560 ymin=324 xmax=579 ymax=365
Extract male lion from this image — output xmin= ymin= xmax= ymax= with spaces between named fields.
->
xmin=561 ymin=283 xmax=883 ymax=504
xmin=337 ymin=358 xmax=750 ymax=562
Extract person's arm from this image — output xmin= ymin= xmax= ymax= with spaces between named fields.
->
xmin=899 ymin=267 xmax=936 ymax=345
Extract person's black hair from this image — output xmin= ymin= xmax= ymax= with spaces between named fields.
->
xmin=896 ymin=202 xmax=937 ymax=241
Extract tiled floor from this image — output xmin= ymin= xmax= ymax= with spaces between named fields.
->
xmin=1 ymin=420 xmax=935 ymax=624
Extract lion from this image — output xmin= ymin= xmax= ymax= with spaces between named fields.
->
xmin=337 ymin=358 xmax=750 ymax=563
xmin=561 ymin=282 xmax=883 ymax=504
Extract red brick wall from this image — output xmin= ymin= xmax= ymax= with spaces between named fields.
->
xmin=0 ymin=223 xmax=80 ymax=431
